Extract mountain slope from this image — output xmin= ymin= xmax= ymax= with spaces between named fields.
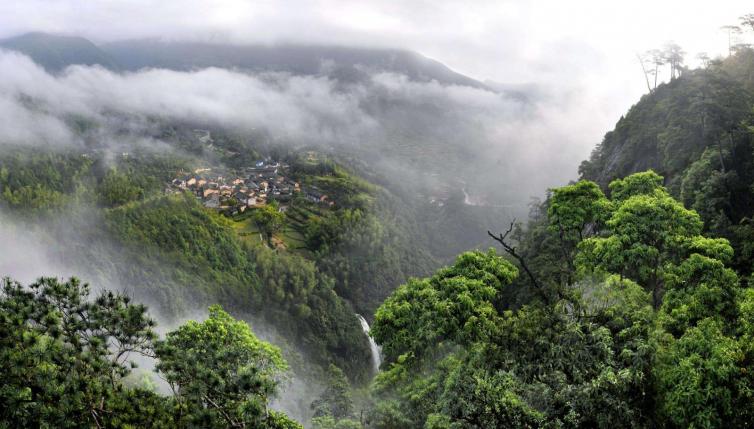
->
xmin=102 ymin=39 xmax=492 ymax=89
xmin=579 ymin=47 xmax=754 ymax=274
xmin=0 ymin=32 xmax=118 ymax=71
xmin=0 ymin=32 xmax=493 ymax=90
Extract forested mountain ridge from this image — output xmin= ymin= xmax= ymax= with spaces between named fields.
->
xmin=580 ymin=47 xmax=754 ymax=276
xmin=0 ymin=32 xmax=491 ymax=90
xmin=0 ymin=134 xmax=434 ymax=378
xmin=103 ymin=39 xmax=492 ymax=90
xmin=0 ymin=32 xmax=119 ymax=71
xmin=0 ymin=119 xmax=443 ymax=426
xmin=362 ymin=46 xmax=754 ymax=428
xmin=5 ymin=26 xmax=754 ymax=429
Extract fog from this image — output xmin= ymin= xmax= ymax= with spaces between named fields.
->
xmin=2 ymin=2 xmax=754 ymax=426
xmin=0 ymin=47 xmax=603 ymax=206
xmin=0 ymin=207 xmax=322 ymax=423
xmin=2 ymin=1 xmax=751 ymax=151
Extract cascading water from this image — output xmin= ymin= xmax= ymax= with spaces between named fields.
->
xmin=356 ymin=314 xmax=382 ymax=375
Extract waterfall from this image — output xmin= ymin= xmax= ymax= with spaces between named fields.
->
xmin=356 ymin=314 xmax=382 ymax=374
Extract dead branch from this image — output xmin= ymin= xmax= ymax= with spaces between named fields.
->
xmin=488 ymin=220 xmax=549 ymax=303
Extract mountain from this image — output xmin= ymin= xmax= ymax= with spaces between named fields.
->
xmin=102 ymin=39 xmax=492 ymax=89
xmin=0 ymin=32 xmax=492 ymax=90
xmin=0 ymin=32 xmax=118 ymax=71
xmin=363 ymin=46 xmax=754 ymax=429
xmin=579 ymin=47 xmax=754 ymax=274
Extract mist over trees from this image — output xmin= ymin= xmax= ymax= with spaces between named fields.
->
xmin=369 ymin=171 xmax=754 ymax=428
xmin=3 ymin=6 xmax=754 ymax=429
xmin=0 ymin=277 xmax=301 ymax=428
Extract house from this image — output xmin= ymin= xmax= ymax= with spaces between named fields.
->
xmin=305 ymin=188 xmax=328 ymax=203
xmin=234 ymin=192 xmax=248 ymax=204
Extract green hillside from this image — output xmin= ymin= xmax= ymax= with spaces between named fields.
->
xmin=580 ymin=47 xmax=754 ymax=276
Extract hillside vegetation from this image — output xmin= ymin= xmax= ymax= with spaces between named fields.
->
xmin=580 ymin=48 xmax=754 ymax=277
xmin=362 ymin=46 xmax=754 ymax=428
xmin=5 ymin=29 xmax=754 ymax=429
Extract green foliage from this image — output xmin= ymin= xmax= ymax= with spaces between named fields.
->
xmin=577 ymin=172 xmax=706 ymax=307
xmin=579 ymin=47 xmax=754 ymax=278
xmin=0 ymin=277 xmax=158 ymax=428
xmin=254 ymin=201 xmax=286 ymax=244
xmin=370 ymin=170 xmax=754 ymax=427
xmin=105 ymin=192 xmax=371 ymax=380
xmin=311 ymin=364 xmax=355 ymax=419
xmin=608 ymin=170 xmax=666 ymax=201
xmin=107 ymin=193 xmax=255 ymax=276
xmin=370 ymin=247 xmax=654 ymax=428
xmin=156 ymin=305 xmax=287 ymax=428
xmin=98 ymin=169 xmax=145 ymax=206
xmin=654 ymin=319 xmax=745 ymax=428
xmin=253 ymin=247 xmax=372 ymax=381
xmin=0 ymin=149 xmax=190 ymax=213
xmin=659 ymin=254 xmax=740 ymax=336
xmin=372 ymin=249 xmax=518 ymax=363
xmin=548 ymin=180 xmax=610 ymax=239
xmin=0 ymin=150 xmax=93 ymax=212
xmin=0 ymin=278 xmax=303 ymax=428
xmin=291 ymin=162 xmax=437 ymax=314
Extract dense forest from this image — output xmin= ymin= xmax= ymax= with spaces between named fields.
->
xmin=4 ymin=16 xmax=754 ymax=429
xmin=363 ymin=41 xmax=754 ymax=422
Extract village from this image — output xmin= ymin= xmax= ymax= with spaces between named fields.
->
xmin=169 ymin=158 xmax=334 ymax=216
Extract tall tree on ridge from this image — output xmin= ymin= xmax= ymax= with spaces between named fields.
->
xmin=720 ymin=25 xmax=742 ymax=56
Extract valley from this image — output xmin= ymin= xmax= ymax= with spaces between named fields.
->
xmin=3 ymin=6 xmax=754 ymax=427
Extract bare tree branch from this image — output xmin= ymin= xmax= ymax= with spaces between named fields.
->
xmin=488 ymin=220 xmax=549 ymax=304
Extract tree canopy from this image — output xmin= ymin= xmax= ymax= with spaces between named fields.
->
xmin=0 ymin=277 xmax=302 ymax=428
xmin=369 ymin=171 xmax=754 ymax=428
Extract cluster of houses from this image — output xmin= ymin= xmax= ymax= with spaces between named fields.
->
xmin=169 ymin=159 xmax=333 ymax=216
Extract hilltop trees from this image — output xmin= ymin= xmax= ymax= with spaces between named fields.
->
xmin=0 ymin=277 xmax=302 ymax=428
xmin=721 ymin=25 xmax=743 ymax=56
xmin=663 ymin=43 xmax=685 ymax=80
xmin=638 ymin=44 xmax=686 ymax=92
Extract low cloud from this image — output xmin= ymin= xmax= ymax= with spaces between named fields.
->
xmin=0 ymin=48 xmax=601 ymax=208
